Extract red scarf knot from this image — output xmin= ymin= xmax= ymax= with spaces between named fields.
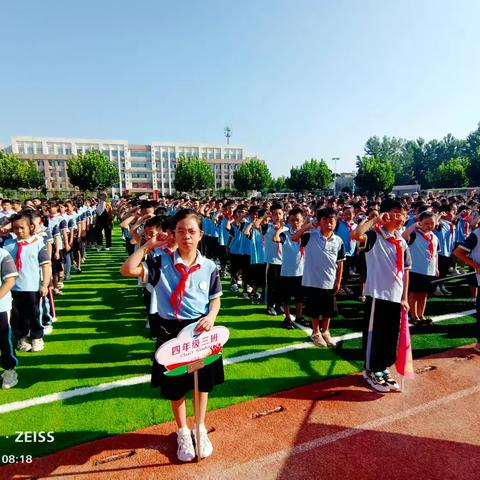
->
xmin=375 ymin=226 xmax=403 ymax=275
xmin=170 ymin=263 xmax=201 ymax=319
xmin=417 ymin=229 xmax=435 ymax=258
xmin=15 ymin=240 xmax=31 ymax=273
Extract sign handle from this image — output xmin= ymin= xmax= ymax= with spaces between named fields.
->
xmin=194 ymin=369 xmax=201 ymax=462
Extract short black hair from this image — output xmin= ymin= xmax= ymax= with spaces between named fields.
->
xmin=172 ymin=208 xmax=202 ymax=230
xmin=316 ymin=207 xmax=337 ymax=220
xmin=379 ymin=198 xmax=405 ymax=214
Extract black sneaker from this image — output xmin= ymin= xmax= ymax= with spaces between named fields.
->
xmin=363 ymin=370 xmax=390 ymax=392
xmin=382 ymin=370 xmax=400 ymax=392
xmin=275 ymin=305 xmax=285 ymax=315
xmin=282 ymin=318 xmax=295 ymax=330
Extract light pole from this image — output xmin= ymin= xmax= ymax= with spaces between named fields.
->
xmin=332 ymin=157 xmax=339 ymax=196
xmin=224 ymin=126 xmax=232 ymax=145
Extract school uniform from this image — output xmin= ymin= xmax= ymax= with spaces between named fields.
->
xmin=228 ymin=222 xmax=251 ymax=287
xmin=36 ymin=229 xmax=56 ymax=327
xmin=141 ymin=250 xmax=224 ymax=400
xmin=457 ymin=230 xmax=480 ymax=343
xmin=300 ymin=229 xmax=345 ymax=317
xmin=3 ymin=237 xmax=50 ymax=341
xmin=407 ymin=228 xmax=439 ymax=294
xmin=263 ymin=224 xmax=286 ymax=309
xmin=362 ymin=227 xmax=412 ymax=372
xmin=335 ymin=219 xmax=357 ymax=273
xmin=278 ymin=228 xmax=304 ymax=302
xmin=0 ymin=249 xmax=19 ymax=372
xmin=246 ymin=227 xmax=266 ymax=290
xmin=434 ymin=220 xmax=455 ymax=278
xmin=216 ymin=215 xmax=230 ymax=269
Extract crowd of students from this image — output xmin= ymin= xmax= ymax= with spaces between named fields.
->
xmin=0 ymin=195 xmax=113 ymax=390
xmin=117 ymin=191 xmax=480 ymax=462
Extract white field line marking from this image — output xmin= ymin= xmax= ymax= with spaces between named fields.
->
xmin=219 ymin=382 xmax=480 ymax=478
xmin=0 ymin=310 xmax=474 ymax=415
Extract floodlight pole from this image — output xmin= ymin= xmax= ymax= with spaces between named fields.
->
xmin=224 ymin=126 xmax=232 ymax=145
xmin=332 ymin=157 xmax=340 ymax=196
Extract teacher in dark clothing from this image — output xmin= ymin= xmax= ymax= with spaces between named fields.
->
xmin=95 ymin=194 xmax=113 ymax=251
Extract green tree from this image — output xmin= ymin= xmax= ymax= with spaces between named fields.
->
xmin=20 ymin=160 xmax=45 ymax=189
xmin=173 ymin=155 xmax=214 ymax=193
xmin=365 ymin=135 xmax=415 ymax=185
xmin=286 ymin=158 xmax=332 ymax=192
xmin=430 ymin=157 xmax=469 ymax=188
xmin=233 ymin=157 xmax=272 ymax=193
xmin=270 ymin=175 xmax=287 ymax=192
xmin=465 ymin=123 xmax=480 ymax=186
xmin=0 ymin=151 xmax=25 ymax=190
xmin=355 ymin=155 xmax=395 ymax=194
xmin=67 ymin=150 xmax=119 ymax=192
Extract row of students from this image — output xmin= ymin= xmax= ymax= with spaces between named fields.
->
xmin=0 ymin=196 xmax=107 ymax=389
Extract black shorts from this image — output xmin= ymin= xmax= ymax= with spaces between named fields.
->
xmin=249 ymin=263 xmax=266 ymax=288
xmin=279 ymin=276 xmax=304 ymax=302
xmin=438 ymin=255 xmax=452 ymax=279
xmin=304 ymin=287 xmax=337 ymax=318
xmin=150 ymin=316 xmax=225 ymax=400
xmin=409 ymin=272 xmax=436 ymax=294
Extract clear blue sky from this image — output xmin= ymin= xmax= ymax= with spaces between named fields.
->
xmin=1 ymin=0 xmax=479 ymax=177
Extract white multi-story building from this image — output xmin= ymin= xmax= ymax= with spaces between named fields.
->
xmin=5 ymin=136 xmax=252 ymax=194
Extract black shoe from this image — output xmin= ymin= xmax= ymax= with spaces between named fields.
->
xmin=282 ymin=318 xmax=295 ymax=330
xmin=267 ymin=307 xmax=277 ymax=316
xmin=276 ymin=306 xmax=285 ymax=315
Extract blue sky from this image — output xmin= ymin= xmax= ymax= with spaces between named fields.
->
xmin=1 ymin=0 xmax=479 ymax=176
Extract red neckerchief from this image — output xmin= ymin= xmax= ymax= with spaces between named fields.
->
xmin=15 ymin=237 xmax=37 ymax=272
xmin=416 ymin=228 xmax=434 ymax=258
xmin=375 ymin=226 xmax=403 ymax=275
xmin=170 ymin=262 xmax=201 ymax=320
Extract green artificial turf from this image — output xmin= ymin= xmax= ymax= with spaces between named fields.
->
xmin=0 ymin=229 xmax=477 ymax=460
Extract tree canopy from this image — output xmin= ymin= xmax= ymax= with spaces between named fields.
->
xmin=354 ymin=155 xmax=395 ymax=194
xmin=67 ymin=150 xmax=119 ymax=192
xmin=286 ymin=158 xmax=332 ymax=192
xmin=233 ymin=157 xmax=272 ymax=193
xmin=173 ymin=155 xmax=214 ymax=193
xmin=0 ymin=152 xmax=45 ymax=191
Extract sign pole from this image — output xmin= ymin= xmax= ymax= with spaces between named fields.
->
xmin=194 ymin=369 xmax=201 ymax=462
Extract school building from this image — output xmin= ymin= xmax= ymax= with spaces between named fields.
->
xmin=2 ymin=136 xmax=254 ymax=194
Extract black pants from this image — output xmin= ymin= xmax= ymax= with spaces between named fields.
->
xmin=96 ymin=217 xmax=112 ymax=248
xmin=266 ymin=263 xmax=282 ymax=308
xmin=0 ymin=311 xmax=17 ymax=371
xmin=11 ymin=291 xmax=42 ymax=340
xmin=362 ymin=296 xmax=401 ymax=372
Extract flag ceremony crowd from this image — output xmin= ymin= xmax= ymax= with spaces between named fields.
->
xmin=1 ymin=190 xmax=480 ymax=462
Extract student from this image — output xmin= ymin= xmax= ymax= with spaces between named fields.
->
xmin=120 ymin=209 xmax=223 ymax=462
xmin=263 ymin=203 xmax=286 ymax=316
xmin=335 ymin=205 xmax=357 ymax=295
xmin=292 ymin=208 xmax=345 ymax=347
xmin=452 ymin=230 xmax=480 ymax=354
xmin=433 ymin=204 xmax=455 ymax=296
xmin=352 ymin=199 xmax=411 ymax=393
xmin=243 ymin=206 xmax=266 ymax=305
xmin=273 ymin=208 xmax=305 ymax=329
xmin=402 ymin=211 xmax=439 ymax=326
xmin=3 ymin=212 xmax=51 ymax=353
xmin=225 ymin=205 xmax=250 ymax=294
xmin=0 ymin=247 xmax=19 ymax=388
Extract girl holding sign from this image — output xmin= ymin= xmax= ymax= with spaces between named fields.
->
xmin=120 ymin=209 xmax=224 ymax=462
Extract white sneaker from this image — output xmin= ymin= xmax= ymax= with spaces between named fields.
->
xmin=433 ymin=286 xmax=444 ymax=297
xmin=322 ymin=331 xmax=337 ymax=347
xmin=1 ymin=369 xmax=18 ymax=389
xmin=31 ymin=338 xmax=45 ymax=352
xmin=192 ymin=426 xmax=213 ymax=458
xmin=176 ymin=428 xmax=195 ymax=462
xmin=105 ymin=247 xmax=110 ymax=251
xmin=311 ymin=333 xmax=327 ymax=347
xmin=43 ymin=325 xmax=53 ymax=335
xmin=17 ymin=337 xmax=32 ymax=352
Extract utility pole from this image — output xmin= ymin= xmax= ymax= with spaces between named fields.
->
xmin=332 ymin=157 xmax=340 ymax=196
